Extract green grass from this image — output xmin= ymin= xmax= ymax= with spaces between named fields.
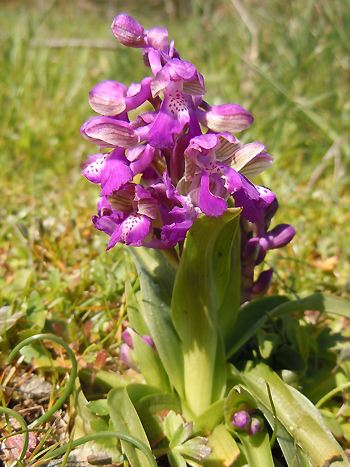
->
xmin=0 ymin=0 xmax=349 ymax=459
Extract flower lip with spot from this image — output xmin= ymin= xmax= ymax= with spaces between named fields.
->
xmin=147 ymin=83 xmax=192 ymax=148
xmin=181 ymin=133 xmax=244 ymax=216
xmin=82 ymin=149 xmax=134 ymax=196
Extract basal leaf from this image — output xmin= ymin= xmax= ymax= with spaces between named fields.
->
xmin=108 ymin=387 xmax=151 ymax=467
xmin=238 ymin=363 xmax=348 ymax=466
xmin=130 ymin=248 xmax=184 ymax=396
xmin=204 ymin=424 xmax=240 ymax=466
xmin=239 ymin=431 xmax=274 ymax=467
xmin=194 ymin=400 xmax=225 ymax=433
xmin=171 ymin=210 xmax=240 ymax=416
xmin=227 ymin=295 xmax=289 ymax=358
xmin=133 ymin=333 xmax=171 ymax=393
xmin=136 ymin=393 xmax=181 ymax=446
xmin=227 ymin=293 xmax=350 ymax=359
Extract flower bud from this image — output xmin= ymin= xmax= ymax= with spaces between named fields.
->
xmin=119 ymin=343 xmax=135 ymax=369
xmin=249 ymin=416 xmax=264 ymax=435
xmin=122 ymin=328 xmax=135 ymax=348
xmin=111 ymin=14 xmax=145 ymax=47
xmin=230 ymin=410 xmax=251 ymax=430
xmin=265 ymin=224 xmax=296 ymax=249
xmin=251 ymin=268 xmax=274 ymax=296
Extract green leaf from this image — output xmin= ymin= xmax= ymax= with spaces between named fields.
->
xmin=133 ymin=332 xmax=171 ymax=393
xmin=227 ymin=293 xmax=350 ymax=359
xmin=108 ymin=387 xmax=151 ymax=467
xmin=239 ymin=431 xmax=274 ymax=467
xmin=170 ymin=422 xmax=193 ymax=448
xmin=125 ymin=279 xmax=149 ymax=336
xmin=236 ymin=363 xmax=348 ymax=466
xmin=26 ymin=290 xmax=46 ymax=330
xmin=204 ymin=424 xmax=240 ymax=466
xmin=136 ymin=394 xmax=181 ymax=445
xmin=0 ymin=306 xmax=23 ymax=336
xmin=211 ymin=212 xmax=241 ymax=348
xmin=73 ymin=385 xmax=122 ymax=462
xmin=171 ymin=210 xmax=240 ymax=416
xmin=126 ymin=383 xmax=161 ymax=404
xmin=130 ymin=248 xmax=184 ymax=397
xmin=79 ymin=368 xmax=144 ymax=391
xmin=164 ymin=411 xmax=187 ymax=441
xmin=194 ymin=400 xmax=225 ymax=433
xmin=227 ymin=295 xmax=289 ymax=358
xmin=168 ymin=451 xmax=188 ymax=467
xmin=86 ymin=399 xmax=109 ymax=416
xmin=257 ymin=330 xmax=280 ymax=359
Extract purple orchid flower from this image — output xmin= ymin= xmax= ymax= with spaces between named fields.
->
xmin=146 ymin=59 xmax=204 ymax=148
xmin=179 ymin=132 xmax=274 ymax=221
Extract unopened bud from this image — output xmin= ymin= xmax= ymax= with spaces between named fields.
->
xmin=231 ymin=410 xmax=251 ymax=430
xmin=111 ymin=14 xmax=145 ymax=48
xmin=249 ymin=416 xmax=264 ymax=435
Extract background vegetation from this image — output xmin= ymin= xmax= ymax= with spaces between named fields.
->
xmin=0 ymin=0 xmax=349 ymax=462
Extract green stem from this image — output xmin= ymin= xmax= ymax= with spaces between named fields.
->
xmin=161 ymin=247 xmax=179 ymax=269
xmin=316 ymin=381 xmax=350 ymax=408
xmin=0 ymin=406 xmax=29 ymax=466
xmin=34 ymin=432 xmax=158 ymax=467
xmin=7 ymin=333 xmax=78 ymax=428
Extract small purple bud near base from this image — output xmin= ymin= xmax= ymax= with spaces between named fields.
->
xmin=119 ymin=343 xmax=135 ymax=369
xmin=249 ymin=416 xmax=264 ymax=435
xmin=231 ymin=410 xmax=251 ymax=430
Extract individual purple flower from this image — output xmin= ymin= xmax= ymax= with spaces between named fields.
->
xmin=119 ymin=343 xmax=135 ymax=369
xmin=180 ymin=133 xmax=273 ymax=221
xmin=240 ymin=192 xmax=296 ymax=301
xmin=145 ymin=26 xmax=169 ymax=51
xmin=245 ymin=223 xmax=296 ymax=265
xmin=146 ymin=59 xmax=205 ymax=148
